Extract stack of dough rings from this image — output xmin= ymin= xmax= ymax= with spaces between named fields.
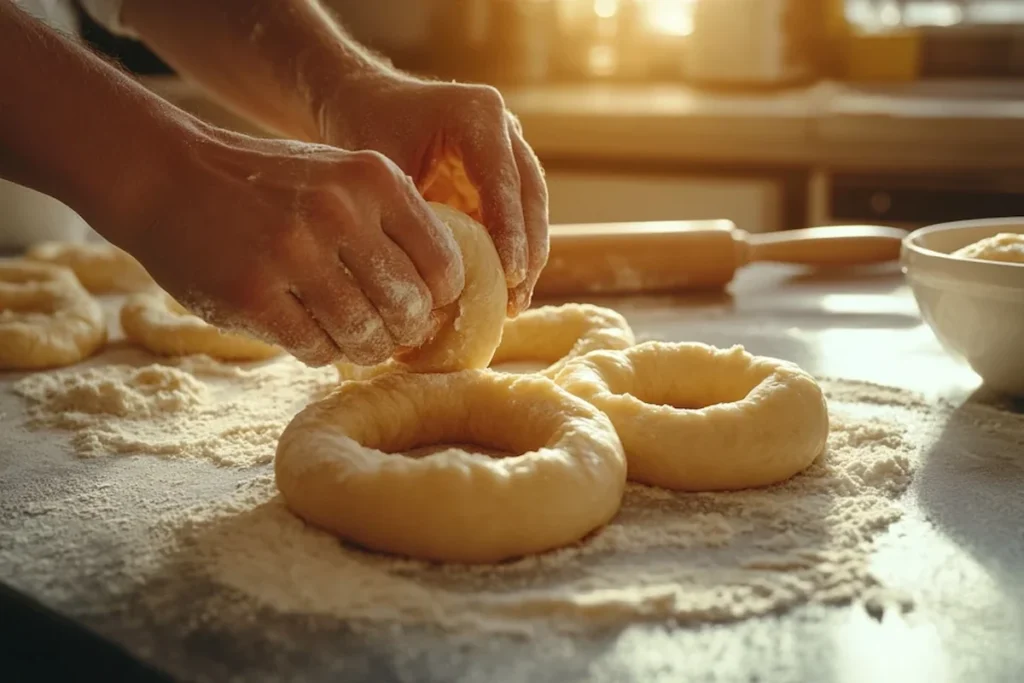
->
xmin=0 ymin=261 xmax=107 ymax=370
xmin=277 ymin=202 xmax=831 ymax=564
xmin=120 ymin=290 xmax=280 ymax=361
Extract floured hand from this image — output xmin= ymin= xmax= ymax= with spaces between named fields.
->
xmin=119 ymin=128 xmax=465 ymax=367
xmin=316 ymin=75 xmax=549 ymax=314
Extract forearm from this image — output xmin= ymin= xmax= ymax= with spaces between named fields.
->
xmin=0 ymin=2 xmax=195 ymax=246
xmin=121 ymin=0 xmax=394 ymax=142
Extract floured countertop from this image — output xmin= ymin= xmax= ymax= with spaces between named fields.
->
xmin=2 ymin=264 xmax=1023 ymax=683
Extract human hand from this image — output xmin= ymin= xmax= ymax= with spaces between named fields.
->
xmin=120 ymin=128 xmax=464 ymax=367
xmin=316 ymin=74 xmax=549 ymax=314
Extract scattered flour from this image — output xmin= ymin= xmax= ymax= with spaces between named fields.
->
xmin=6 ymin=360 xmax=1005 ymax=637
xmin=12 ymin=355 xmax=335 ymax=467
xmin=153 ymin=391 xmax=915 ymax=635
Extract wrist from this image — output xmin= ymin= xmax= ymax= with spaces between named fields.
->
xmin=80 ymin=103 xmax=208 ymax=254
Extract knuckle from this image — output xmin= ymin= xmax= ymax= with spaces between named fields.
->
xmin=465 ymin=84 xmax=506 ymax=118
xmin=346 ymin=150 xmax=401 ymax=184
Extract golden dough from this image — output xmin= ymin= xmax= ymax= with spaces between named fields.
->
xmin=120 ymin=291 xmax=280 ymax=361
xmin=491 ymin=304 xmax=635 ymax=378
xmin=0 ymin=260 xmax=106 ymax=370
xmin=25 ymin=241 xmax=153 ymax=294
xmin=952 ymin=233 xmax=1024 ymax=264
xmin=335 ymin=202 xmax=507 ymax=381
xmin=555 ymin=342 xmax=829 ymax=491
xmin=275 ymin=370 xmax=626 ymax=563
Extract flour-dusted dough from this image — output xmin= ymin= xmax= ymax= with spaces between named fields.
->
xmin=0 ymin=260 xmax=106 ymax=370
xmin=26 ymin=241 xmax=154 ymax=293
xmin=275 ymin=370 xmax=626 ymax=563
xmin=951 ymin=232 xmax=1024 ymax=264
xmin=120 ymin=291 xmax=280 ymax=361
xmin=491 ymin=304 xmax=635 ymax=378
xmin=335 ymin=202 xmax=507 ymax=381
xmin=556 ymin=342 xmax=829 ymax=491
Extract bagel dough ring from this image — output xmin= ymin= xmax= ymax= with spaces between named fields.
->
xmin=555 ymin=341 xmax=829 ymax=491
xmin=951 ymin=232 xmax=1024 ymax=264
xmin=490 ymin=303 xmax=635 ymax=378
xmin=275 ymin=370 xmax=626 ymax=563
xmin=0 ymin=260 xmax=107 ymax=370
xmin=120 ymin=291 xmax=280 ymax=361
xmin=26 ymin=241 xmax=154 ymax=293
xmin=335 ymin=202 xmax=507 ymax=381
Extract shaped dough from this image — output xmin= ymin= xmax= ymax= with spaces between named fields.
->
xmin=555 ymin=342 xmax=829 ymax=491
xmin=120 ymin=291 xmax=280 ymax=361
xmin=275 ymin=370 xmax=626 ymax=563
xmin=26 ymin=241 xmax=153 ymax=293
xmin=0 ymin=260 xmax=106 ymax=370
xmin=491 ymin=303 xmax=635 ymax=378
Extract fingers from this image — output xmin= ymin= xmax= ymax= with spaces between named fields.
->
xmin=242 ymin=291 xmax=340 ymax=367
xmin=379 ymin=188 xmax=465 ymax=309
xmin=337 ymin=226 xmax=437 ymax=349
xmin=288 ymin=266 xmax=396 ymax=366
xmin=508 ymin=129 xmax=549 ymax=314
xmin=456 ymin=89 xmax=528 ymax=288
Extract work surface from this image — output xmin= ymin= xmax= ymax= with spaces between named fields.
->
xmin=2 ymin=264 xmax=1023 ymax=683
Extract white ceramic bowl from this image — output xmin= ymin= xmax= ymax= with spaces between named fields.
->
xmin=901 ymin=218 xmax=1024 ymax=395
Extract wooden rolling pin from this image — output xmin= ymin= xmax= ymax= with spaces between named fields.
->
xmin=533 ymin=219 xmax=907 ymax=296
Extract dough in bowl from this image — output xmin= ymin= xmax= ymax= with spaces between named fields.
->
xmin=951 ymin=233 xmax=1024 ymax=264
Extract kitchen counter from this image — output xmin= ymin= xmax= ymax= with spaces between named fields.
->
xmin=2 ymin=265 xmax=1023 ymax=682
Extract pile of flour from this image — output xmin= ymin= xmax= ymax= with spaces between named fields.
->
xmin=6 ymin=356 xmax=946 ymax=635
xmin=13 ymin=355 xmax=336 ymax=467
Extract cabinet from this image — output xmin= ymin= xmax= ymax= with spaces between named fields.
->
xmin=545 ymin=171 xmax=781 ymax=232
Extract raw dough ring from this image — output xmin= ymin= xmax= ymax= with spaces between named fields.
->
xmin=25 ymin=241 xmax=154 ymax=293
xmin=335 ymin=202 xmax=507 ymax=381
xmin=120 ymin=291 xmax=280 ymax=361
xmin=555 ymin=341 xmax=829 ymax=491
xmin=275 ymin=370 xmax=626 ymax=563
xmin=0 ymin=260 xmax=106 ymax=370
xmin=490 ymin=303 xmax=636 ymax=378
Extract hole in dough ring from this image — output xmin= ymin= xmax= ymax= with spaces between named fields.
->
xmin=490 ymin=303 xmax=636 ymax=378
xmin=275 ymin=370 xmax=627 ymax=564
xmin=554 ymin=341 xmax=829 ymax=491
xmin=120 ymin=291 xmax=280 ymax=361
xmin=335 ymin=202 xmax=507 ymax=381
xmin=25 ymin=241 xmax=154 ymax=294
xmin=0 ymin=260 xmax=107 ymax=370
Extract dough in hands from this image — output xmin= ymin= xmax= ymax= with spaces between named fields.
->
xmin=25 ymin=241 xmax=154 ymax=293
xmin=120 ymin=290 xmax=280 ymax=361
xmin=335 ymin=202 xmax=507 ymax=381
xmin=951 ymin=232 xmax=1024 ymax=264
xmin=555 ymin=341 xmax=829 ymax=491
xmin=282 ymin=205 xmax=627 ymax=563
xmin=0 ymin=260 xmax=106 ymax=370
xmin=275 ymin=370 xmax=626 ymax=564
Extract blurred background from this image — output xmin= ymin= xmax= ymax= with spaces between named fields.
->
xmin=78 ymin=0 xmax=1024 ymax=234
